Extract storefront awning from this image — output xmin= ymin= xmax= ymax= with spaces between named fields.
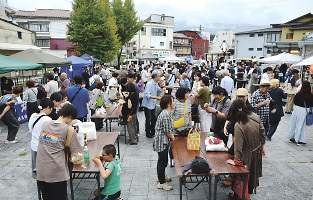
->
xmin=0 ymin=42 xmax=41 ymax=51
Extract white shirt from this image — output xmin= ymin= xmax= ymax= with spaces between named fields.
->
xmin=100 ymin=68 xmax=110 ymax=79
xmin=29 ymin=113 xmax=52 ymax=151
xmin=106 ymin=77 xmax=118 ymax=93
xmin=46 ymin=80 xmax=58 ymax=98
xmin=192 ymin=81 xmax=202 ymax=92
xmin=261 ymin=73 xmax=269 ymax=80
xmin=221 ymin=76 xmax=234 ymax=97
xmin=141 ymin=70 xmax=148 ymax=82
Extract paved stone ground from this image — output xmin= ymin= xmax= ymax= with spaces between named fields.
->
xmin=1 ymin=98 xmax=313 ymax=199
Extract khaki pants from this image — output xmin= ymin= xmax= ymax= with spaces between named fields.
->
xmin=286 ymin=94 xmax=295 ymax=112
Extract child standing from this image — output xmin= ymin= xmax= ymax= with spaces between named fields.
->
xmin=92 ymin=144 xmax=121 ymax=200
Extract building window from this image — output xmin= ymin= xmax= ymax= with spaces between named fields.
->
xmin=152 ymin=28 xmax=166 ymax=36
xmin=286 ymin=33 xmax=293 ymax=39
xmin=17 ymin=31 xmax=22 ymax=39
xmin=276 ymin=33 xmax=281 ymax=41
xmin=267 ymin=33 xmax=281 ymax=42
xmin=36 ymin=39 xmax=50 ymax=47
xmin=267 ymin=49 xmax=271 ymax=54
xmin=141 ymin=27 xmax=146 ymax=35
xmin=205 ymin=47 xmax=208 ymax=52
xmin=258 ymin=33 xmax=263 ymax=37
xmin=200 ymin=45 xmax=204 ymax=50
xmin=29 ymin=24 xmax=49 ymax=32
xmin=195 ymin=45 xmax=199 ymax=50
xmin=249 ymin=34 xmax=254 ymax=37
xmin=160 ymin=42 xmax=164 ymax=46
xmin=175 ymin=47 xmax=183 ymax=52
xmin=257 ymin=48 xmax=262 ymax=51
xmin=248 ymin=48 xmax=254 ymax=51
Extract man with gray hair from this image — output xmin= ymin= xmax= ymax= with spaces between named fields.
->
xmin=221 ymin=70 xmax=234 ymax=98
xmin=179 ymin=73 xmax=191 ymax=89
xmin=60 ymin=73 xmax=71 ymax=91
xmin=142 ymin=71 xmax=164 ymax=138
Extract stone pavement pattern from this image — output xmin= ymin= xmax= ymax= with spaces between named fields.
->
xmin=0 ymin=107 xmax=313 ymax=199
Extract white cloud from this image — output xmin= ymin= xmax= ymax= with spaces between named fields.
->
xmin=8 ymin=0 xmax=313 ymax=27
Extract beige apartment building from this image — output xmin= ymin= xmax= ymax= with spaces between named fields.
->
xmin=173 ymin=33 xmax=193 ymax=57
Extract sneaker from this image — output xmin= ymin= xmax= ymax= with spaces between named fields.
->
xmin=157 ymin=183 xmax=173 ymax=191
xmin=5 ymin=140 xmax=17 ymax=144
xmin=296 ymin=142 xmax=306 ymax=146
xmin=266 ymin=138 xmax=271 ymax=141
xmin=289 ymin=139 xmax=296 ymax=143
xmin=157 ymin=176 xmax=171 ymax=182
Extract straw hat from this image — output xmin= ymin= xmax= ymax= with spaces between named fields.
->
xmin=260 ymin=79 xmax=271 ymax=86
xmin=236 ymin=88 xmax=248 ymax=96
xmin=109 ymin=67 xmax=115 ymax=72
xmin=270 ymin=79 xmax=280 ymax=88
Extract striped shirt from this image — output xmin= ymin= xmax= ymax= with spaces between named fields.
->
xmin=172 ymin=98 xmax=191 ymax=131
xmin=153 ymin=109 xmax=173 ymax=152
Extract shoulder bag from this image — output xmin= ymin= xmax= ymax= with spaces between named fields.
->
xmin=174 ymin=100 xmax=187 ymax=129
xmin=70 ymin=87 xmax=82 ymax=103
xmin=304 ymin=101 xmax=313 ymax=126
xmin=65 ymin=126 xmax=75 ymax=172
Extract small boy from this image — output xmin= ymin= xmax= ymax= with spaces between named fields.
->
xmin=92 ymin=144 xmax=121 ymax=200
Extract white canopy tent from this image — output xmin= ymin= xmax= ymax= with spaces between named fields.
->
xmin=259 ymin=52 xmax=302 ymax=64
xmin=295 ymin=55 xmax=313 ymax=66
xmin=159 ymin=55 xmax=185 ymax=63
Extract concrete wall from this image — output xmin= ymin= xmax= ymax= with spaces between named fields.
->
xmin=235 ymin=33 xmax=265 ymax=59
xmin=0 ymin=19 xmax=35 ymax=45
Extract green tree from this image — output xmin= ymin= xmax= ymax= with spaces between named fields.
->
xmin=67 ymin=0 xmax=120 ymax=62
xmin=112 ymin=0 xmax=144 ymax=67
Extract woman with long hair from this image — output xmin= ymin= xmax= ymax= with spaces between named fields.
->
xmin=122 ymin=83 xmax=138 ymax=145
xmin=227 ymin=99 xmax=266 ymax=199
xmin=286 ymin=81 xmax=313 ymax=145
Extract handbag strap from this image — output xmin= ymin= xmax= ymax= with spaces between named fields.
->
xmin=65 ymin=126 xmax=75 ymax=148
xmin=183 ymin=100 xmax=187 ymax=116
xmin=304 ymin=101 xmax=309 ymax=114
xmin=188 ymin=127 xmax=200 ymax=135
xmin=70 ymin=87 xmax=82 ymax=103
xmin=32 ymin=115 xmax=46 ymax=129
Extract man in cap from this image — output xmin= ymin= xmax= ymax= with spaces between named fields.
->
xmin=251 ymin=79 xmax=276 ymax=135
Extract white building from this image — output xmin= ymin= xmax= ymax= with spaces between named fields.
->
xmin=234 ymin=26 xmax=282 ymax=59
xmin=210 ymin=30 xmax=234 ymax=55
xmin=12 ymin=9 xmax=71 ymax=58
xmin=126 ymin=14 xmax=174 ymax=58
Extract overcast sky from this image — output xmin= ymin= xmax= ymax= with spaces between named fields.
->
xmin=8 ymin=0 xmax=313 ymax=27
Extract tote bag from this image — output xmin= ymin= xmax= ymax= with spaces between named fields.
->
xmin=304 ymin=102 xmax=313 ymax=126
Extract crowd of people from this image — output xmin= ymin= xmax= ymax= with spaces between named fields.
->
xmin=0 ymin=59 xmax=312 ymax=200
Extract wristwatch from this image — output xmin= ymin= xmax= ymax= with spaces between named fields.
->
xmin=215 ymin=110 xmax=218 ymax=114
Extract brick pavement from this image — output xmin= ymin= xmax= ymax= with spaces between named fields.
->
xmin=0 ymin=104 xmax=313 ymax=199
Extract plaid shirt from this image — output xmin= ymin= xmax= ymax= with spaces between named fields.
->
xmin=251 ymin=89 xmax=273 ymax=125
xmin=153 ymin=109 xmax=173 ymax=152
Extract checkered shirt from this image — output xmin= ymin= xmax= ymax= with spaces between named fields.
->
xmin=153 ymin=109 xmax=174 ymax=152
xmin=251 ymin=89 xmax=273 ymax=125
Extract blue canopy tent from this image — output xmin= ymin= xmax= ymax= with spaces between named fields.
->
xmin=60 ymin=56 xmax=93 ymax=80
